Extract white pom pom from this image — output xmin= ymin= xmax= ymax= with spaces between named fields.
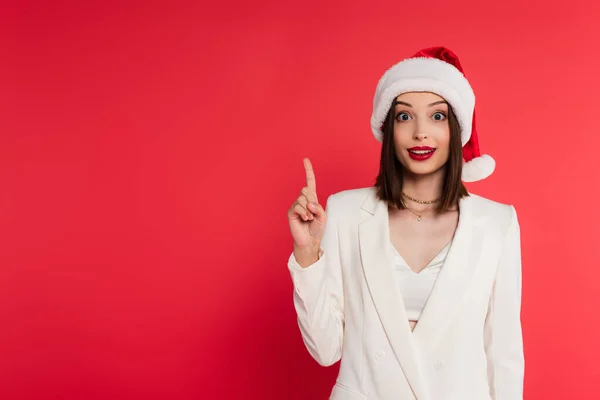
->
xmin=462 ymin=154 xmax=496 ymax=182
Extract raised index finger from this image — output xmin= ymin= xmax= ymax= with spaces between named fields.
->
xmin=303 ymin=158 xmax=317 ymax=194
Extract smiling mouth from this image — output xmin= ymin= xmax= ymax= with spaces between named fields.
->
xmin=408 ymin=149 xmax=435 ymax=155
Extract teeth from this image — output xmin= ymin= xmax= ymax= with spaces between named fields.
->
xmin=409 ymin=149 xmax=434 ymax=154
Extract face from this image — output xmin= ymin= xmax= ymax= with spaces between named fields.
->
xmin=392 ymin=92 xmax=451 ymax=177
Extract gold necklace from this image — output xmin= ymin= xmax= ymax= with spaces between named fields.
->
xmin=404 ymin=205 xmax=434 ymax=222
xmin=401 ymin=192 xmax=442 ymax=205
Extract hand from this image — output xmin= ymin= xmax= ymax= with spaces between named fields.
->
xmin=287 ymin=158 xmax=327 ymax=255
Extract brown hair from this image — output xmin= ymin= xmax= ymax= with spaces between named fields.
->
xmin=374 ymin=99 xmax=469 ymax=212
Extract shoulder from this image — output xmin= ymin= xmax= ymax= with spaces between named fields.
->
xmin=328 ymin=186 xmax=374 ymax=202
xmin=468 ymin=192 xmax=514 ymax=215
xmin=325 ymin=187 xmax=374 ymax=210
xmin=467 ymin=192 xmax=519 ymax=232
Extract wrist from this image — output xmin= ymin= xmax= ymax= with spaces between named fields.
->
xmin=294 ymin=244 xmax=321 ymax=267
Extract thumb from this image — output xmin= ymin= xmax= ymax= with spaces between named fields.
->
xmin=307 ymin=201 xmax=325 ymax=221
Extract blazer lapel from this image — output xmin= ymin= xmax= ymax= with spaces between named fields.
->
xmin=412 ymin=195 xmax=488 ymax=351
xmin=358 ymin=189 xmax=427 ymax=400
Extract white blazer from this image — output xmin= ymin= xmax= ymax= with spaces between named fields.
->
xmin=288 ymin=187 xmax=524 ymax=400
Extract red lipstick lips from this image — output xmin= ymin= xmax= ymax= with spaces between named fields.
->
xmin=407 ymin=146 xmax=436 ymax=161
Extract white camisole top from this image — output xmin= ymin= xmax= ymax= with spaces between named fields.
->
xmin=392 ymin=242 xmax=451 ymax=321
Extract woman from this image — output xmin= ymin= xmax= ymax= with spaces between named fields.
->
xmin=286 ymin=47 xmax=524 ymax=399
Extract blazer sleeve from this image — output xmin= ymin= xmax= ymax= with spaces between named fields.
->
xmin=484 ymin=205 xmax=525 ymax=399
xmin=287 ymin=194 xmax=344 ymax=367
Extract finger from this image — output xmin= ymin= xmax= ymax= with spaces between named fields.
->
xmin=301 ymin=186 xmax=318 ymax=204
xmin=306 ymin=201 xmax=325 ymax=221
xmin=291 ymin=203 xmax=311 ymax=221
xmin=296 ymin=195 xmax=314 ymax=220
xmin=303 ymin=158 xmax=317 ymax=194
xmin=288 ymin=203 xmax=305 ymax=220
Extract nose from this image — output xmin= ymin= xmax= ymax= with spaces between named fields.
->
xmin=413 ymin=124 xmax=428 ymax=141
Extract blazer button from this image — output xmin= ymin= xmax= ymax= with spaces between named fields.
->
xmin=375 ymin=350 xmax=385 ymax=360
xmin=434 ymin=360 xmax=445 ymax=370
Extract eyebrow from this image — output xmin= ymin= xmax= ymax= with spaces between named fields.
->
xmin=395 ymin=100 xmax=448 ymax=108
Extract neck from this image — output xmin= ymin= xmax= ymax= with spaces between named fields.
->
xmin=402 ymin=169 xmax=445 ymax=203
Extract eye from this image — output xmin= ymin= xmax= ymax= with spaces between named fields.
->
xmin=432 ymin=112 xmax=447 ymax=121
xmin=396 ymin=112 xmax=412 ymax=122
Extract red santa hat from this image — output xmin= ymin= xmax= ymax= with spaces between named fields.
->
xmin=370 ymin=46 xmax=495 ymax=182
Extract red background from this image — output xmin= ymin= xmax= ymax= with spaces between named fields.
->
xmin=2 ymin=0 xmax=600 ymax=399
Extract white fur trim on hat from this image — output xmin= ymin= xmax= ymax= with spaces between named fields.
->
xmin=462 ymin=154 xmax=496 ymax=182
xmin=370 ymin=57 xmax=475 ymax=145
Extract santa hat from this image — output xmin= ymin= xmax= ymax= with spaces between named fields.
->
xmin=370 ymin=46 xmax=495 ymax=182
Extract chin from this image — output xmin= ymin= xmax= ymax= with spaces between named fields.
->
xmin=403 ymin=161 xmax=445 ymax=177
xmin=406 ymin=169 xmax=439 ymax=177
